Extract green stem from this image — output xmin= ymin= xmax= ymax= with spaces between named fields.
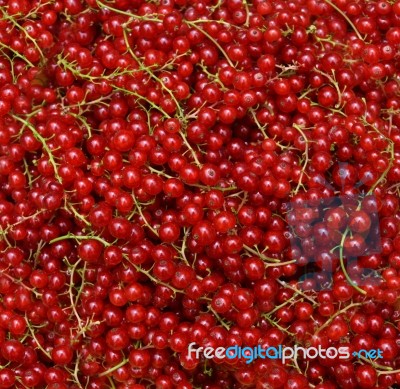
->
xmin=65 ymin=203 xmax=91 ymax=227
xmin=277 ymin=279 xmax=317 ymax=305
xmin=338 ymin=228 xmax=366 ymax=295
xmin=359 ymin=355 xmax=393 ymax=372
xmin=3 ymin=14 xmax=46 ymax=64
xmin=378 ymin=367 xmax=400 ymax=375
xmin=99 ymin=358 xmax=129 ymax=377
xmin=264 ymin=315 xmax=293 ymax=335
xmin=50 ymin=233 xmax=111 ymax=247
xmin=316 ymin=302 xmax=362 ymax=334
xmin=95 ymin=0 xmax=161 ymax=21
xmin=367 ymin=140 xmax=394 ymax=195
xmin=243 ymin=244 xmax=280 ymax=263
xmin=321 ymin=0 xmax=363 ymax=40
xmin=25 ymin=316 xmax=52 ymax=359
xmin=185 ymin=20 xmax=234 ymax=68
xmin=209 ymin=306 xmax=230 ymax=330
xmin=12 ymin=114 xmax=62 ymax=183
xmin=0 ymin=41 xmax=34 ymax=67
xmin=131 ymin=263 xmax=181 ymax=295
xmin=292 ymin=124 xmax=310 ymax=194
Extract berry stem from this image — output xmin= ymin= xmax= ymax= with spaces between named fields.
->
xmin=264 ymin=315 xmax=293 ymax=335
xmin=132 ymin=194 xmax=159 ymax=237
xmin=316 ymin=302 xmax=362 ymax=334
xmin=185 ymin=20 xmax=235 ymax=68
xmin=0 ymin=40 xmax=34 ymax=67
xmin=321 ymin=0 xmax=363 ymax=40
xmin=24 ymin=316 xmax=52 ymax=359
xmin=2 ymin=12 xmax=46 ymax=64
xmin=50 ymin=233 xmax=112 ymax=247
xmin=65 ymin=258 xmax=87 ymax=337
xmin=243 ymin=244 xmax=280 ymax=263
xmin=338 ymin=227 xmax=367 ymax=295
xmin=64 ymin=201 xmax=91 ymax=227
xmin=98 ymin=358 xmax=129 ymax=377
xmin=12 ymin=113 xmax=62 ymax=183
xmin=359 ymin=355 xmax=393 ymax=372
xmin=209 ymin=306 xmax=231 ymax=330
xmin=277 ymin=279 xmax=317 ymax=305
xmin=131 ymin=262 xmax=182 ymax=295
xmin=292 ymin=124 xmax=310 ymax=195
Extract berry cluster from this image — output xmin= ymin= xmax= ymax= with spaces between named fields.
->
xmin=1 ymin=0 xmax=400 ymax=388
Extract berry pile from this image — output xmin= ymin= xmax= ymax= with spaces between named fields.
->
xmin=1 ymin=0 xmax=400 ymax=388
